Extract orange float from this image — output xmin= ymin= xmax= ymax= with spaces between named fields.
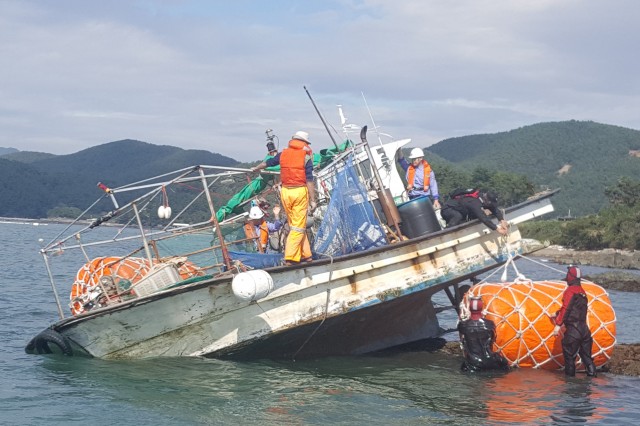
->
xmin=70 ymin=256 xmax=204 ymax=315
xmin=465 ymin=280 xmax=616 ymax=370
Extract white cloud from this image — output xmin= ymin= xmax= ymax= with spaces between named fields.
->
xmin=0 ymin=0 xmax=639 ymax=159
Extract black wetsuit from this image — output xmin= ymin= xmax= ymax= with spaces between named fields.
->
xmin=556 ymin=284 xmax=597 ymax=376
xmin=458 ymin=317 xmax=509 ymax=372
xmin=441 ymin=196 xmax=504 ymax=231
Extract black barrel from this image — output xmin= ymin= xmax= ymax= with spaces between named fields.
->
xmin=397 ymin=196 xmax=442 ymax=238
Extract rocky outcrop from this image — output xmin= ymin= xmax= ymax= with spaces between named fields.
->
xmin=533 ymin=246 xmax=640 ymax=270
xmin=584 ymin=272 xmax=640 ymax=292
xmin=601 ymin=344 xmax=640 ymax=376
xmin=441 ymin=341 xmax=640 ymax=376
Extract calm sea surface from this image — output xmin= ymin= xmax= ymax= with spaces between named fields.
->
xmin=1 ymin=223 xmax=639 ymax=425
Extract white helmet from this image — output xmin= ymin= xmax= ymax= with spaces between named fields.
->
xmin=248 ymin=206 xmax=265 ymax=220
xmin=409 ymin=147 xmax=424 ymax=159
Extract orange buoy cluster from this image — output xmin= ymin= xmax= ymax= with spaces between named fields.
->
xmin=70 ymin=256 xmax=204 ymax=315
xmin=466 ymin=280 xmax=616 ymax=370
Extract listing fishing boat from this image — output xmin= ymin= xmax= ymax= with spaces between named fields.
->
xmin=26 ymin=126 xmax=558 ymax=360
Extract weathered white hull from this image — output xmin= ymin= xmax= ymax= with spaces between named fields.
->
xmin=44 ymin=192 xmax=555 ymax=360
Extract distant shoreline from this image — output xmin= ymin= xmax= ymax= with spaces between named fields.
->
xmin=0 ymin=216 xmax=80 ymax=225
xmin=533 ymin=245 xmax=639 ymax=271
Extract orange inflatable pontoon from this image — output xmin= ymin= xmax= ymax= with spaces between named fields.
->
xmin=70 ymin=256 xmax=204 ymax=315
xmin=465 ymin=280 xmax=616 ymax=370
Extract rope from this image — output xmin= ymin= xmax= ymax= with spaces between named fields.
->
xmin=292 ymin=253 xmax=335 ymax=361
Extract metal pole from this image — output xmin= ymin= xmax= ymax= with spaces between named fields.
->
xmin=42 ymin=252 xmax=65 ymax=319
xmin=304 ymin=86 xmax=339 ymax=149
xmin=198 ymin=167 xmax=232 ymax=271
xmin=132 ymin=202 xmax=154 ymax=264
xmin=360 ymin=126 xmax=404 ymax=238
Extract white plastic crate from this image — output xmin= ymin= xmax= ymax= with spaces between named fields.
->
xmin=133 ymin=263 xmax=181 ymax=297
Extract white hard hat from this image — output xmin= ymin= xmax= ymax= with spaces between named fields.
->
xmin=249 ymin=206 xmax=265 ymax=220
xmin=409 ymin=148 xmax=424 ymax=159
xmin=292 ymin=130 xmax=310 ymax=144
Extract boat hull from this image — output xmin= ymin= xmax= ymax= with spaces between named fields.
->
xmin=34 ymin=192 xmax=556 ymax=360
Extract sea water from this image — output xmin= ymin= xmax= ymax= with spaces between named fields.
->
xmin=1 ymin=223 xmax=639 ymax=425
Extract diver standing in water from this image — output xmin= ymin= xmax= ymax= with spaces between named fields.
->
xmin=553 ymin=266 xmax=597 ymax=377
xmin=458 ymin=296 xmax=510 ymax=372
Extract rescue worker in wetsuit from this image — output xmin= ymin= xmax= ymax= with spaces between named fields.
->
xmin=252 ymin=131 xmax=316 ymax=265
xmin=553 ymin=266 xmax=597 ymax=377
xmin=458 ymin=295 xmax=510 ymax=372
xmin=440 ymin=189 xmax=508 ymax=236
xmin=397 ymin=147 xmax=441 ymax=207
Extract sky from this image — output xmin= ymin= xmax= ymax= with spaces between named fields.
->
xmin=1 ymin=0 xmax=639 ymax=161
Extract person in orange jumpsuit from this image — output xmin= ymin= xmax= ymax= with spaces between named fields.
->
xmin=252 ymin=131 xmax=316 ymax=264
xmin=553 ymin=265 xmax=597 ymax=377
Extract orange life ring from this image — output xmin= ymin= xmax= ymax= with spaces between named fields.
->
xmin=465 ymin=280 xmax=616 ymax=370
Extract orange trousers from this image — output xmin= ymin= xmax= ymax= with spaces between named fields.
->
xmin=281 ymin=186 xmax=312 ymax=262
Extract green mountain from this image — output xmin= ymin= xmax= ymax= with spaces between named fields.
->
xmin=1 ymin=151 xmax=56 ymax=163
xmin=0 ymin=140 xmax=239 ymax=218
xmin=426 ymin=121 xmax=640 ymax=216
xmin=0 ymin=147 xmax=19 ymax=156
xmin=0 ymin=159 xmax=56 ymax=218
xmin=2 ymin=122 xmax=639 ymax=219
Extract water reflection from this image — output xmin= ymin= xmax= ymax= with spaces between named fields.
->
xmin=26 ymin=348 xmax=631 ymax=425
xmin=481 ymin=369 xmax=608 ymax=423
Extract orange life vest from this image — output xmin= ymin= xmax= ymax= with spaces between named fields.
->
xmin=244 ymin=220 xmax=269 ymax=253
xmin=280 ymin=139 xmax=312 ymax=187
xmin=406 ymin=160 xmax=431 ymax=190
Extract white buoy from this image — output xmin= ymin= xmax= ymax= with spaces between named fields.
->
xmin=164 ymin=206 xmax=172 ymax=218
xmin=157 ymin=206 xmax=167 ymax=219
xmin=231 ymin=270 xmax=274 ymax=302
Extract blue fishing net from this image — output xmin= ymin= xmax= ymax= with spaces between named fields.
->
xmin=313 ymin=155 xmax=387 ymax=257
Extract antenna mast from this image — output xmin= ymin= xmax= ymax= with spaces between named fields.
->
xmin=304 ymin=86 xmax=339 ymax=149
xmin=362 ymin=92 xmax=385 ymax=149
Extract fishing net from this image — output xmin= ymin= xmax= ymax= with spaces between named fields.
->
xmin=313 ymin=155 xmax=387 ymax=257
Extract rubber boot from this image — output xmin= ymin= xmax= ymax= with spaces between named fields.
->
xmin=564 ymin=360 xmax=576 ymax=377
xmin=585 ymin=360 xmax=597 ymax=377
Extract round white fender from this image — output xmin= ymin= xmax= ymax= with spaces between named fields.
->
xmin=157 ymin=206 xmax=167 ymax=219
xmin=231 ymin=270 xmax=274 ymax=302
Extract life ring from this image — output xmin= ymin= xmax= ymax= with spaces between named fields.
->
xmin=465 ymin=280 xmax=616 ymax=370
xmin=25 ymin=328 xmax=73 ymax=356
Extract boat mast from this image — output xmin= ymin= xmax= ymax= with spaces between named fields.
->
xmin=304 ymin=86 xmax=339 ymax=149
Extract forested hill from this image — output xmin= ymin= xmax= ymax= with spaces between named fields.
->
xmin=3 ymin=123 xmax=639 ymax=219
xmin=426 ymin=121 xmax=640 ymax=216
xmin=0 ymin=147 xmax=19 ymax=156
xmin=0 ymin=140 xmax=239 ymax=218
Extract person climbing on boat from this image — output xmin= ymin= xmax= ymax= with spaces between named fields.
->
xmin=252 ymin=131 xmax=316 ymax=265
xmin=553 ymin=266 xmax=597 ymax=377
xmin=458 ymin=295 xmax=510 ymax=372
xmin=397 ymin=147 xmax=440 ymax=207
xmin=244 ymin=205 xmax=283 ymax=253
xmin=440 ymin=189 xmax=508 ymax=235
